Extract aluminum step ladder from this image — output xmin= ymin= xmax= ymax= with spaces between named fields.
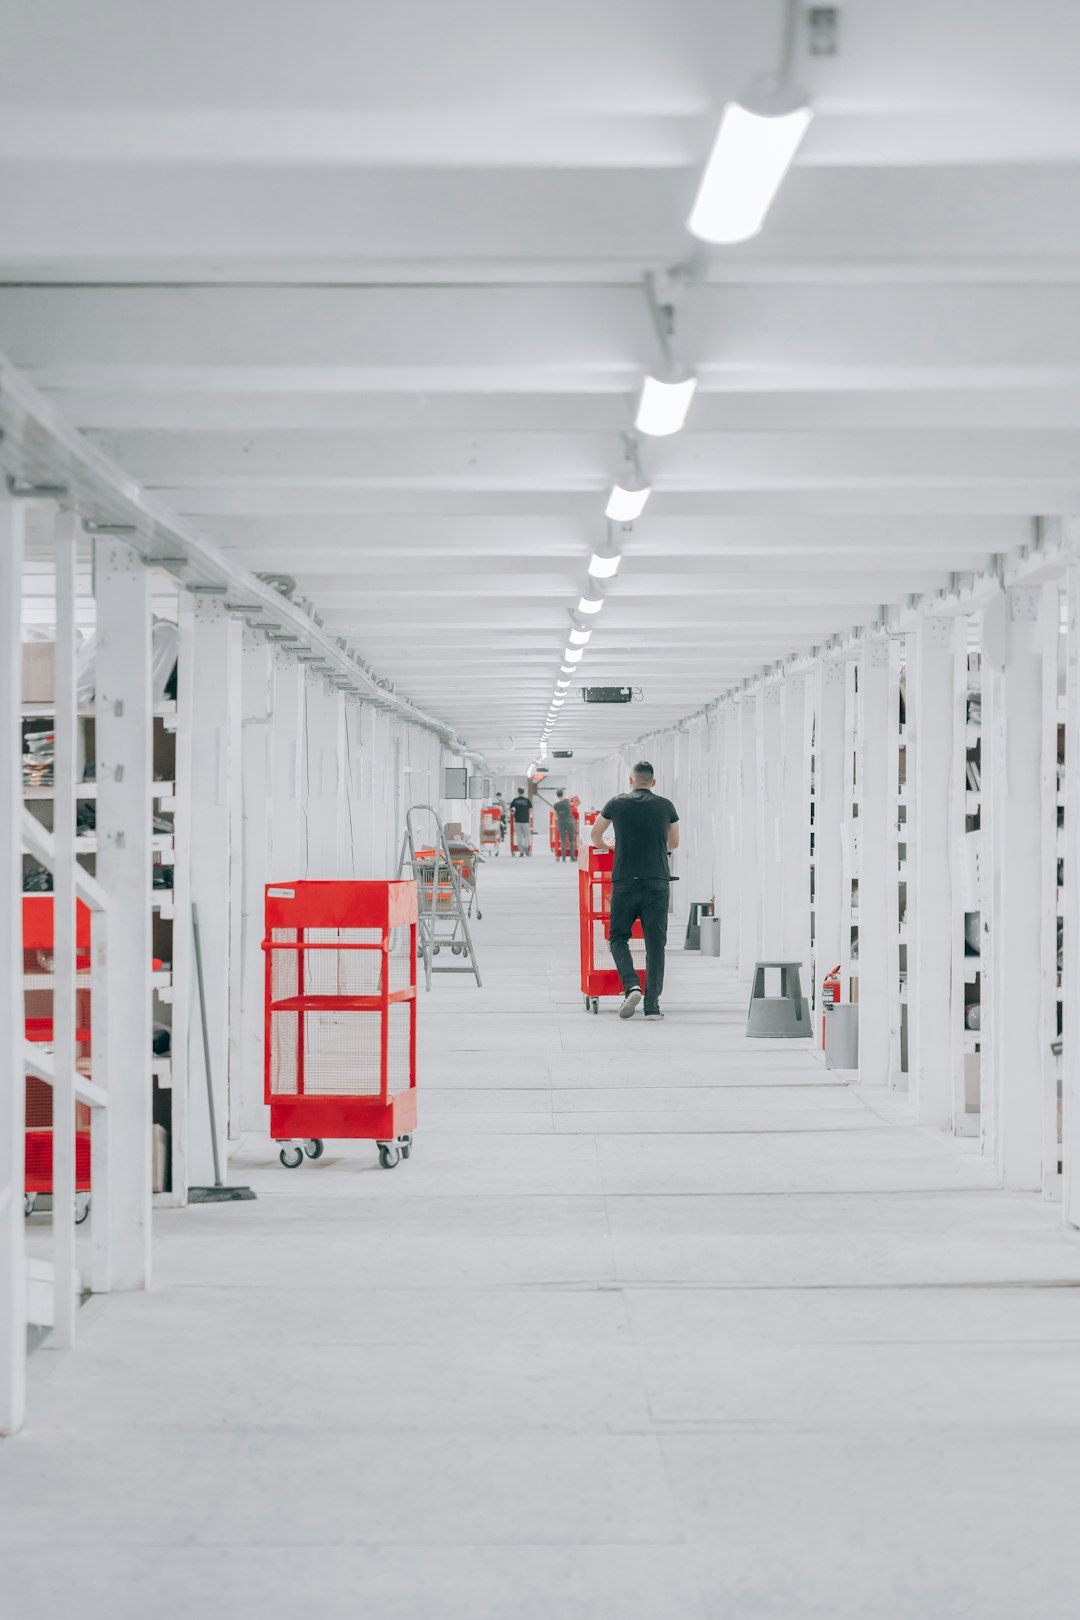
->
xmin=396 ymin=805 xmax=482 ymax=989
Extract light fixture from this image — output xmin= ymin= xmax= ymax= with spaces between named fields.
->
xmin=635 ymin=369 xmax=698 ymax=438
xmin=605 ymin=481 xmax=651 ymax=522
xmin=560 ymin=663 xmax=575 ymax=674
xmin=556 ymin=678 xmax=571 ymax=689
xmin=577 ymin=593 xmax=604 ymax=614
xmin=688 ymin=94 xmax=811 ymax=246
xmin=564 ymin=647 xmax=584 ymax=664
xmin=588 ymin=531 xmax=622 ymax=580
xmin=552 ymin=697 xmax=565 ymax=707
xmin=568 ymin=627 xmax=591 ymax=646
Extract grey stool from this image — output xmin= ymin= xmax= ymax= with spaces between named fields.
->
xmin=747 ymin=961 xmax=811 ymax=1038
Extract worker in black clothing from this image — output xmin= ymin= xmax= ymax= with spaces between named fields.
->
xmin=509 ymin=787 xmax=534 ymax=856
xmin=553 ymin=789 xmax=577 ymax=862
xmin=590 ymin=760 xmax=679 ymax=1020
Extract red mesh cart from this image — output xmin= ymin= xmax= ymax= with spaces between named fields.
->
xmin=549 ymin=810 xmax=559 ymax=854
xmin=23 ymin=897 xmax=93 ymax=1219
xmin=480 ymin=806 xmax=501 ymax=854
xmin=264 ymin=880 xmax=418 ymax=1170
xmin=578 ymin=846 xmax=646 ymax=1014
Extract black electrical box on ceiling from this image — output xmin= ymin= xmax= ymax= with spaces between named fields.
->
xmin=581 ymin=687 xmax=633 ymax=704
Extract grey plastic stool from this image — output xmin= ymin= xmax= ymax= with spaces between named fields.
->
xmin=746 ymin=960 xmax=811 ymax=1038
xmin=685 ymin=901 xmax=714 ymax=951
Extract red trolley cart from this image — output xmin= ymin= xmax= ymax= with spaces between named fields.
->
xmin=264 ymin=879 xmax=418 ymax=1170
xmin=23 ymin=896 xmax=93 ymax=1219
xmin=480 ymin=806 xmax=501 ymax=854
xmin=549 ymin=809 xmax=559 ymax=855
xmin=578 ymin=846 xmax=646 ymax=1014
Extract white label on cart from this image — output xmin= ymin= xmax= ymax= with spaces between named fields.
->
xmin=267 ymin=887 xmax=295 ymax=898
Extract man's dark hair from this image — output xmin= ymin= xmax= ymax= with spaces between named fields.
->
xmin=556 ymin=788 xmax=564 ymax=798
xmin=518 ymin=786 xmax=525 ymax=794
xmin=632 ymin=760 xmax=655 ymax=781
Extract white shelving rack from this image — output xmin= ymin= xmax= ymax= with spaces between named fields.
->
xmin=897 ymin=652 xmax=909 ymax=1073
xmin=958 ymin=636 xmax=984 ymax=1138
xmin=839 ymin=658 xmax=860 ymax=1005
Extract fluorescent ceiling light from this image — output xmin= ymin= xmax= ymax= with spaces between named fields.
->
xmin=688 ymin=98 xmax=812 ymax=246
xmin=588 ymin=548 xmax=621 ymax=581
xmin=605 ymin=482 xmax=651 ymax=523
xmin=564 ymin=647 xmax=584 ymax=664
xmin=552 ymin=697 xmax=565 ymax=707
xmin=568 ymin=627 xmax=592 ymax=646
xmin=556 ymin=679 xmax=571 ymax=689
xmin=560 ymin=663 xmax=575 ymax=674
xmin=635 ymin=371 xmax=697 ymax=438
xmin=577 ymin=594 xmax=604 ymax=615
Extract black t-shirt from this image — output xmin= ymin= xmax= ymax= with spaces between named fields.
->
xmin=509 ymin=795 xmax=532 ymax=823
xmin=601 ymin=789 xmax=679 ymax=882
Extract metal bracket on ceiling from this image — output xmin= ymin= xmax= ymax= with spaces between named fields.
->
xmin=188 ymin=584 xmax=227 ymax=594
xmin=82 ymin=520 xmax=137 ymax=535
xmin=7 ymin=475 xmax=68 ymax=499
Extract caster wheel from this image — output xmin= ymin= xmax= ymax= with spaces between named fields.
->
xmin=476 ymin=910 xmax=483 ymax=921
xmin=451 ymin=944 xmax=462 ymax=956
xmin=433 ymin=944 xmax=441 ymax=956
xmin=74 ymin=1193 xmax=91 ymax=1225
xmin=583 ymin=996 xmax=591 ymax=1014
xmin=279 ymin=1144 xmax=304 ymax=1169
xmin=398 ymin=1133 xmax=414 ymax=1160
xmin=23 ymin=1194 xmax=36 ymax=1218
xmin=304 ymin=1139 xmax=324 ymax=1160
xmin=591 ymin=998 xmax=599 ymax=1015
xmin=378 ymin=1142 xmax=401 ymax=1170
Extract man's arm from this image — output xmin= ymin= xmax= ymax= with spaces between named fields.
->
xmin=591 ymin=814 xmax=612 ymax=849
xmin=668 ymin=818 xmax=680 ymax=852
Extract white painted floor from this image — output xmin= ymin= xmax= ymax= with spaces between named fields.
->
xmin=7 ymin=852 xmax=1080 ymax=1617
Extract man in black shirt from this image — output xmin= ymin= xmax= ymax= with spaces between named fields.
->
xmin=508 ymin=787 xmax=534 ymax=856
xmin=591 ymin=761 xmax=679 ymax=1019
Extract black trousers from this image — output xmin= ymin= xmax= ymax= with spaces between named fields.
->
xmin=608 ymin=879 xmax=670 ymax=1011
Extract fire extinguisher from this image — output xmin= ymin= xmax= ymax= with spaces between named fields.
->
xmin=821 ymin=965 xmax=841 ymax=1049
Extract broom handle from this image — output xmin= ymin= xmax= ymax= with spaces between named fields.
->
xmin=191 ymin=902 xmax=223 ymax=1188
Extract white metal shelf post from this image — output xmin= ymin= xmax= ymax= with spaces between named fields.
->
xmin=758 ymin=685 xmax=784 ymax=956
xmin=814 ymin=657 xmax=847 ymax=1029
xmin=737 ymin=692 xmax=762 ymax=977
xmin=719 ymin=701 xmax=740 ymax=968
xmin=858 ymin=636 xmax=902 ymax=1087
xmin=909 ymin=613 xmax=964 ymax=1125
xmin=52 ymin=510 xmax=78 ymax=1346
xmin=1065 ymin=562 xmax=1080 ymax=1227
xmin=984 ymin=585 xmax=1058 ymax=1190
xmin=0 ymin=496 xmax=27 ymax=1434
xmin=237 ymin=631 xmax=273 ymax=1132
xmin=780 ymin=673 xmax=811 ymax=970
xmin=95 ymin=538 xmax=153 ymax=1290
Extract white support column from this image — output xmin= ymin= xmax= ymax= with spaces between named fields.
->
xmin=780 ymin=673 xmax=812 ymax=973
xmin=1064 ymin=562 xmax=1080 ymax=1227
xmin=269 ymin=652 xmax=305 ymax=881
xmin=909 ymin=614 xmax=963 ymax=1127
xmin=815 ymin=657 xmax=847 ymax=1028
xmin=985 ymin=585 xmax=1058 ymax=1190
xmin=759 ymin=685 xmax=784 ymax=957
xmin=0 ymin=498 xmax=27 ymax=1434
xmin=51 ymin=511 xmax=78 ymax=1345
xmin=718 ymin=702 xmax=740 ymax=968
xmin=737 ymin=693 xmax=762 ymax=977
xmin=182 ymin=593 xmax=240 ymax=1189
xmin=858 ymin=636 xmax=901 ymax=1089
xmin=95 ymin=539 xmax=152 ymax=1290
xmin=236 ymin=633 xmax=272 ymax=1133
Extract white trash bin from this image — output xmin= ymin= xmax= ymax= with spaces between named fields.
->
xmin=699 ymin=915 xmax=722 ymax=956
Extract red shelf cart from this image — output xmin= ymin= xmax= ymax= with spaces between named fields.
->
xmin=479 ymin=805 xmax=502 ymax=854
xmin=549 ymin=809 xmax=559 ymax=855
xmin=263 ymin=880 xmax=418 ymax=1169
xmin=578 ymin=847 xmax=645 ymax=1014
xmin=23 ymin=896 xmax=93 ymax=1218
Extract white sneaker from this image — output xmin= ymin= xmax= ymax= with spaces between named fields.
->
xmin=619 ymin=987 xmax=642 ymax=1019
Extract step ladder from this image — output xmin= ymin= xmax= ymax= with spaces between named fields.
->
xmin=396 ymin=805 xmax=482 ymax=989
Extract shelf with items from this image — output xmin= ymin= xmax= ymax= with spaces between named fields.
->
xmin=959 ymin=637 xmax=984 ymax=1134
xmin=839 ymin=659 xmax=860 ymax=1005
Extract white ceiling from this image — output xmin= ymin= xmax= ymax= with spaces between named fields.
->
xmin=2 ymin=0 xmax=1079 ymax=769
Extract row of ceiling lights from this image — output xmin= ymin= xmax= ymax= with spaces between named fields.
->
xmin=537 ymin=0 xmax=812 ymax=764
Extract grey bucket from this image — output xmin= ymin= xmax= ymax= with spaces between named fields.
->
xmin=699 ymin=915 xmax=722 ymax=956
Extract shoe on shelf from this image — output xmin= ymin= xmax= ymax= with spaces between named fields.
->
xmin=619 ymin=987 xmax=642 ymax=1019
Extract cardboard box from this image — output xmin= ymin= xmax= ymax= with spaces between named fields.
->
xmin=443 ymin=822 xmax=463 ymax=840
xmin=22 ymin=642 xmax=54 ymax=704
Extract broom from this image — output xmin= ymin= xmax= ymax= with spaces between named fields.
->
xmin=187 ymin=902 xmax=255 ymax=1204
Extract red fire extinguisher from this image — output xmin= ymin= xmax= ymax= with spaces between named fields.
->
xmin=821 ymin=966 xmax=841 ymax=1049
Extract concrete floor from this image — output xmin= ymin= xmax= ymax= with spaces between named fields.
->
xmin=6 ymin=852 xmax=1080 ymax=1617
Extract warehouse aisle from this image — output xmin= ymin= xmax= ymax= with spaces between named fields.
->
xmin=6 ymin=852 xmax=1080 ymax=1618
